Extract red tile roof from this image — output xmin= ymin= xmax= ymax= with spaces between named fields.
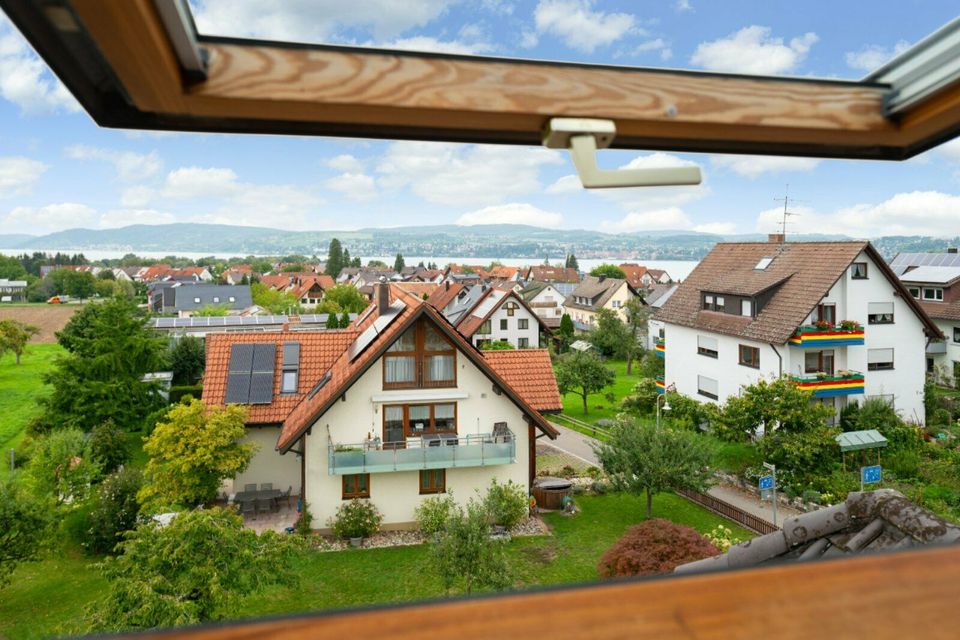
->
xmin=483 ymin=349 xmax=562 ymax=412
xmin=425 ymin=283 xmax=464 ymax=311
xmin=525 ymin=265 xmax=580 ymax=283
xmin=395 ymin=282 xmax=441 ymax=299
xmin=260 ymin=275 xmax=292 ymax=291
xmin=202 ymin=329 xmax=358 ymax=425
xmin=619 ymin=263 xmax=649 ymax=289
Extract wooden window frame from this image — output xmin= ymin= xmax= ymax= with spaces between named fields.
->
xmin=383 ymin=403 xmax=459 ymax=442
xmin=816 ymin=303 xmax=837 ymax=325
xmin=382 ymin=319 xmax=457 ymax=390
xmin=518 ymin=318 xmax=529 ymax=330
xmin=851 ymin=262 xmax=869 ymax=279
xmin=738 ymin=345 xmax=760 ymax=369
xmin=805 ymin=350 xmax=835 ymax=375
xmin=419 ymin=469 xmax=446 ymax=495
xmin=342 ymin=474 xmax=370 ymax=500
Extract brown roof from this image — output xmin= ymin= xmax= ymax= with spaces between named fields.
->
xmin=202 ymin=329 xmax=358 ymax=425
xmin=920 ymin=300 xmax=960 ymax=322
xmin=619 ymin=263 xmax=649 ymax=289
xmin=277 ymin=286 xmax=558 ymax=451
xmin=658 ymin=241 xmax=942 ymax=343
xmin=395 ymin=282 xmax=441 ymax=299
xmin=260 ymin=275 xmax=292 ymax=291
xmin=525 ymin=265 xmax=579 ymax=283
xmin=425 ymin=283 xmax=464 ymax=311
xmin=564 ymin=276 xmax=635 ymax=312
xmin=483 ymin=350 xmax=562 ymax=412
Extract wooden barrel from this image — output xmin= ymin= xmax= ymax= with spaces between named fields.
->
xmin=532 ymin=478 xmax=573 ymax=510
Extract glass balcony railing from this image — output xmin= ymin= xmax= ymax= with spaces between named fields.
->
xmin=327 ymin=428 xmax=516 ymax=475
xmin=789 ymin=371 xmax=865 ymax=397
xmin=788 ymin=324 xmax=865 ymax=348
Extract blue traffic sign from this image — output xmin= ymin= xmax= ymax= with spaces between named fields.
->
xmin=862 ymin=465 xmax=882 ymax=485
xmin=759 ymin=475 xmax=774 ymax=491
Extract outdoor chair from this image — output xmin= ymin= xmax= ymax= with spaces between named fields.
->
xmin=280 ymin=486 xmax=292 ymax=507
xmin=244 ymin=483 xmax=257 ymax=492
xmin=240 ymin=500 xmax=256 ymax=520
xmin=260 ymin=483 xmax=273 ymax=491
xmin=256 ymin=498 xmax=274 ymax=515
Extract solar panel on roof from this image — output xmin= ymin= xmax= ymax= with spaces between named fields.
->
xmin=225 ymin=373 xmax=250 ymax=404
xmin=228 ymin=344 xmax=254 ymax=372
xmin=248 ymin=372 xmax=274 ymax=404
xmin=347 ymin=300 xmax=407 ymax=362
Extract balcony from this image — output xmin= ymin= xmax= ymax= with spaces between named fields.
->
xmin=789 ymin=371 xmax=865 ymax=398
xmin=927 ymin=340 xmax=947 ymax=355
xmin=788 ymin=324 xmax=864 ymax=348
xmin=327 ymin=428 xmax=516 ymax=475
xmin=654 ymin=338 xmax=665 ymax=358
xmin=656 ymin=376 xmax=666 ymax=394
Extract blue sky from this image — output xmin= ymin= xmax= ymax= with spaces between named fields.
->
xmin=1 ymin=1 xmax=960 ymax=238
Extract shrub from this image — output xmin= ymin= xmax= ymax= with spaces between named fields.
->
xmin=415 ymin=493 xmax=458 ymax=537
xmin=887 ymin=450 xmax=921 ymax=479
xmin=483 ymin=479 xmax=528 ymax=529
xmin=597 ymin=519 xmax=719 ymax=578
xmin=84 ymin=468 xmax=143 ymax=554
xmin=590 ymin=480 xmax=608 ymax=495
xmin=329 ymin=499 xmax=382 ymax=539
xmin=294 ymin=502 xmax=313 ymax=535
xmin=931 ymin=408 xmax=953 ymax=427
xmin=704 ymin=526 xmax=741 ymax=552
xmin=168 ymin=384 xmax=204 ymax=405
xmin=428 ymin=498 xmax=510 ymax=595
xmin=857 ymin=398 xmax=923 ymax=452
xmin=620 ymin=378 xmax=660 ymax=416
xmin=89 ymin=420 xmax=130 ymax=473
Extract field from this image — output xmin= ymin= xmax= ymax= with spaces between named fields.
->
xmin=0 ymin=493 xmax=751 ymax=639
xmin=0 ymin=343 xmax=63 ymax=456
xmin=557 ymin=359 xmax=641 ymax=426
xmin=0 ymin=305 xmax=80 ymax=343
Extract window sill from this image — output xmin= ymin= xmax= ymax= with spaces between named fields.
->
xmin=697 ymin=391 xmax=719 ymax=400
xmin=372 ymin=389 xmax=468 ymax=403
xmin=697 ymin=351 xmax=718 ymax=359
xmin=738 ymin=363 xmax=760 ymax=369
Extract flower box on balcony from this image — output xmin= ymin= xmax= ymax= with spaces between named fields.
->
xmin=788 ymin=324 xmax=865 ymax=348
xmin=790 ymin=372 xmax=865 ymax=398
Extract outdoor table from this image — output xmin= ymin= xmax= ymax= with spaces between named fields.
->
xmin=234 ymin=489 xmax=282 ymax=510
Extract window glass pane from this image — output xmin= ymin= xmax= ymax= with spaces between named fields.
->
xmin=426 ymin=354 xmax=454 ymax=382
xmin=358 ymin=474 xmax=368 ymax=493
xmin=741 ymin=300 xmax=752 ymax=316
xmin=409 ymin=405 xmax=430 ymax=432
xmin=423 ymin=324 xmax=448 ymax=350
xmin=384 ymin=406 xmax=404 ymax=442
xmin=805 ymin=352 xmax=821 ymax=373
xmin=384 ymin=355 xmax=416 ymax=383
xmin=344 ymin=475 xmax=355 ymax=494
xmin=281 ymin=370 xmax=297 ymax=392
xmin=434 ymin=404 xmax=456 ymax=431
xmin=388 ymin=326 xmax=416 ymax=351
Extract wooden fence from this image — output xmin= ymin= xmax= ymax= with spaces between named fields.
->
xmin=675 ymin=488 xmax=780 ymax=535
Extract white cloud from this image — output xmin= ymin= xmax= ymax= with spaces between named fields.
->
xmin=693 ymin=222 xmax=736 ymax=235
xmin=533 ymin=0 xmax=636 ymax=53
xmin=457 ymin=203 xmax=563 ymax=228
xmin=4 ymin=202 xmax=96 ymax=233
xmin=710 ymin=154 xmax=820 ymax=178
xmin=376 ymin=141 xmax=563 ymax=206
xmin=755 ymin=191 xmax=960 ymax=238
xmin=675 ymin=0 xmax=693 ymax=12
xmin=379 ymin=36 xmax=494 ymax=55
xmin=599 ymin=207 xmax=691 ymax=232
xmin=545 ymin=174 xmax=582 ymax=194
xmin=163 ymin=167 xmax=239 ymax=199
xmin=626 ymin=38 xmax=672 ymax=60
xmin=120 ymin=186 xmax=157 ymax=208
xmin=845 ymin=41 xmax=910 ymax=73
xmin=99 ymin=209 xmax=177 ymax=229
xmin=191 ymin=0 xmax=456 ymax=41
xmin=0 ymin=156 xmax=48 ymax=197
xmin=0 ymin=16 xmax=80 ymax=114
xmin=325 ymin=173 xmax=377 ymax=201
xmin=327 ymin=154 xmax=365 ymax=173
xmin=65 ymin=145 xmax=163 ymax=182
xmin=691 ymin=26 xmax=818 ymax=75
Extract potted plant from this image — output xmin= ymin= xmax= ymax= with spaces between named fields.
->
xmin=813 ymin=320 xmax=832 ymax=330
xmin=815 ymin=371 xmax=829 ymax=380
xmin=838 ymin=319 xmax=861 ymax=331
xmin=329 ymin=498 xmax=383 ymax=547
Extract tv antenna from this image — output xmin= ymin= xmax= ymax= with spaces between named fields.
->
xmin=772 ymin=185 xmax=803 ymax=240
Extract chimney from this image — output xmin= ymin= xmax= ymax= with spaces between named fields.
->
xmin=376 ymin=278 xmax=390 ymax=312
xmin=445 ymin=281 xmax=450 ymax=291
xmin=948 ymin=247 xmax=958 ymax=254
xmin=598 ymin=275 xmax=606 ymax=283
xmin=768 ymin=233 xmax=785 ymax=243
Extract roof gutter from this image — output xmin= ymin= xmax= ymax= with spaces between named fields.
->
xmin=769 ymin=343 xmax=783 ymax=377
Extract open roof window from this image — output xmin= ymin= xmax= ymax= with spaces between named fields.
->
xmin=754 ymin=257 xmax=774 ymax=271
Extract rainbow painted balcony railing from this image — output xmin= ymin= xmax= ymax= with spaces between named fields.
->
xmin=789 ymin=371 xmax=865 ymax=398
xmin=655 ymin=376 xmax=666 ymax=394
xmin=788 ymin=324 xmax=865 ymax=348
xmin=654 ymin=338 xmax=665 ymax=358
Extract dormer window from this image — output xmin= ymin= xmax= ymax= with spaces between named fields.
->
xmin=754 ymin=257 xmax=774 ymax=271
xmin=383 ymin=319 xmax=456 ymax=389
xmin=923 ymin=287 xmax=944 ymax=301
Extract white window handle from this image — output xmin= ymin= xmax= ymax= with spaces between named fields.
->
xmin=542 ymin=118 xmax=702 ymax=189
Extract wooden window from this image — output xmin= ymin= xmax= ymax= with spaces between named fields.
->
xmin=479 ymin=320 xmax=492 ymax=334
xmin=342 ymin=474 xmax=370 ymax=499
xmin=816 ymin=303 xmax=836 ymax=325
xmin=697 ymin=335 xmax=718 ymax=359
xmin=419 ymin=469 xmax=446 ymax=494
xmin=518 ymin=337 xmax=529 ymax=348
xmin=500 ymin=318 xmax=508 ymax=330
xmin=868 ymin=348 xmax=895 ymax=371
xmin=506 ymin=302 xmax=516 ymax=316
xmin=852 ymin=262 xmax=868 ymax=279
xmin=805 ymin=350 xmax=835 ymax=375
xmin=868 ymin=302 xmax=894 ymax=324
xmin=383 ymin=319 xmax=456 ymax=389
xmin=518 ymin=318 xmax=529 ymax=330
xmin=738 ymin=345 xmax=760 ymax=369
xmin=383 ymin=403 xmax=458 ymax=442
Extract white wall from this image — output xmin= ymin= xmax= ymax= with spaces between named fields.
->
xmin=527 ymin=285 xmax=566 ymax=319
xmin=930 ymin=319 xmax=960 ymax=384
xmin=472 ymin=302 xmax=541 ymax=348
xmin=230 ymin=427 xmax=301 ymax=495
xmin=301 ymin=346 xmax=532 ymax=529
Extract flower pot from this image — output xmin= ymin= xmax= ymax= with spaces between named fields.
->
xmin=349 ymin=536 xmax=364 ymax=548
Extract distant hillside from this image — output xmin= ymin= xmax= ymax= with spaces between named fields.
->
xmin=1 ymin=222 xmax=955 ymax=261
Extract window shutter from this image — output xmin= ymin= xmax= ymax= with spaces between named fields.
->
xmin=697 ymin=376 xmax=719 ymax=396
xmin=868 ymin=348 xmax=894 ymax=363
xmin=868 ymin=302 xmax=893 ymax=315
xmin=698 ymin=335 xmax=718 ymax=351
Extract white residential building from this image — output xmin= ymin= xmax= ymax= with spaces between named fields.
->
xmin=454 ymin=287 xmax=545 ymax=349
xmin=202 ymin=284 xmax=561 ymax=530
xmin=520 ymin=282 xmax=567 ymax=329
xmin=657 ymin=238 xmax=941 ymax=424
xmin=563 ymin=275 xmax=640 ymax=328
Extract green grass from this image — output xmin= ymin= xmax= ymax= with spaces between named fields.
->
xmin=558 ymin=359 xmax=642 ymax=426
xmin=703 ymin=435 xmax=762 ymax=475
xmin=0 ymin=493 xmax=751 ymax=638
xmin=0 ymin=343 xmax=63 ymax=453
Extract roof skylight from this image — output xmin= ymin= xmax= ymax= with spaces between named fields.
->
xmin=754 ymin=257 xmax=774 ymax=271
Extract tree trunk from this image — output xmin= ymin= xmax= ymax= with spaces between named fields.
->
xmin=645 ymin=488 xmax=653 ymax=518
xmin=626 ymin=352 xmax=634 ymax=376
xmin=582 ymin=391 xmax=588 ymax=415
xmin=15 ymin=352 xmax=21 ymax=365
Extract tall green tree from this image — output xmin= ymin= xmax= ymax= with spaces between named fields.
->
xmin=589 ymin=264 xmax=627 ymax=279
xmin=25 ymin=428 xmax=104 ymax=506
xmin=593 ymin=418 xmax=714 ymax=518
xmin=322 ymin=284 xmax=368 ymax=313
xmin=0 ymin=479 xmax=53 ymax=586
xmin=623 ymin=296 xmax=651 ymax=375
xmin=588 ymin=308 xmax=631 ymax=358
xmin=342 ymin=248 xmax=351 ymax=269
xmin=0 ymin=255 xmax=28 ymax=280
xmin=91 ymin=508 xmax=301 ymax=631
xmin=138 ymin=399 xmax=255 ymax=511
xmin=326 ymin=238 xmax=344 ymax=279
xmin=554 ymin=350 xmax=615 ymax=415
xmin=44 ymin=297 xmax=167 ymax=432
xmin=565 ymin=253 xmax=579 ymax=270
xmin=394 ymin=253 xmax=405 ymax=272
xmin=64 ymin=270 xmax=96 ymax=301
xmin=0 ymin=319 xmax=39 ymax=364
xmin=558 ymin=313 xmax=575 ymax=353
xmin=168 ymin=336 xmax=206 ymax=385
xmin=250 ymin=282 xmax=300 ymax=314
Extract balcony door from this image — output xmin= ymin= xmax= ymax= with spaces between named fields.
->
xmin=805 ymin=350 xmax=835 ymax=375
xmin=816 ymin=303 xmax=836 ymax=325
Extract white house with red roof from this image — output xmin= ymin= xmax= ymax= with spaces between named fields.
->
xmin=202 ymin=284 xmax=561 ymax=530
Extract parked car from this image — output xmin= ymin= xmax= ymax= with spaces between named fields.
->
xmin=47 ymin=295 xmax=70 ymax=304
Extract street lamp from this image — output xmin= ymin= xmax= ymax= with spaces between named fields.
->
xmin=656 ymin=383 xmax=675 ymax=430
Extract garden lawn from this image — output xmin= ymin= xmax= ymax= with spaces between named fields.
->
xmin=0 ymin=343 xmax=63 ymax=453
xmin=557 ymin=359 xmax=642 ymax=426
xmin=0 ymin=493 xmax=751 ymax=638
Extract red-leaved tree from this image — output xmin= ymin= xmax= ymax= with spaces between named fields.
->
xmin=597 ymin=519 xmax=719 ymax=578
